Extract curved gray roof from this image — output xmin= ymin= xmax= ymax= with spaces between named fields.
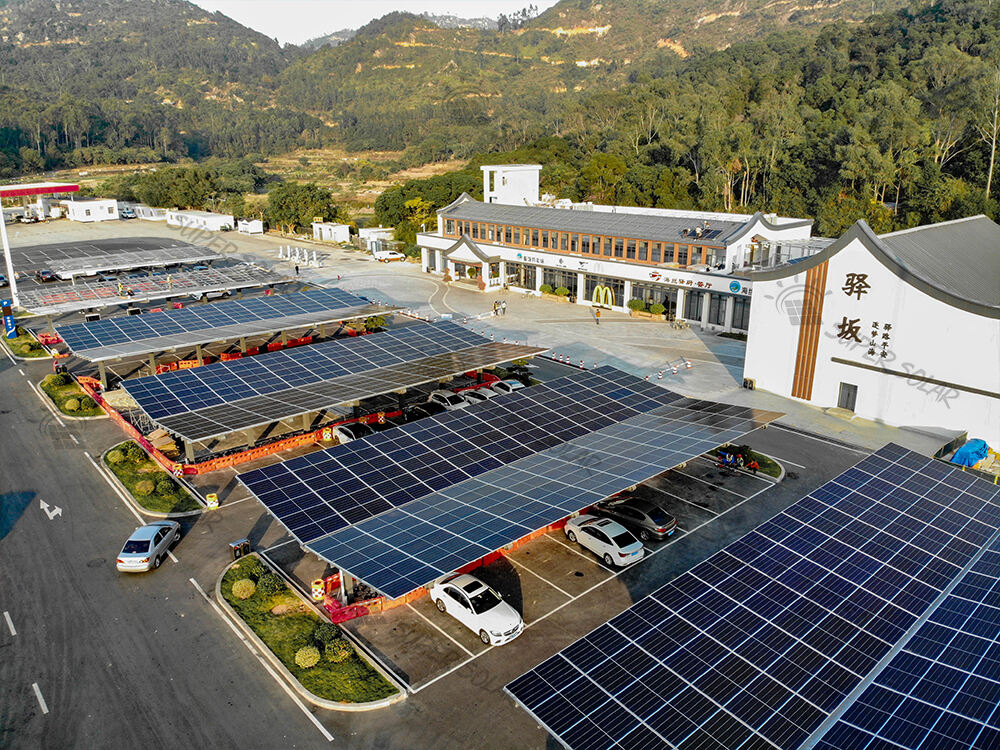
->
xmin=749 ymin=216 xmax=1000 ymax=318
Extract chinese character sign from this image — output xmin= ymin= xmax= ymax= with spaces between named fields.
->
xmin=836 ymin=317 xmax=864 ymax=343
xmin=842 ymin=273 xmax=871 ymax=300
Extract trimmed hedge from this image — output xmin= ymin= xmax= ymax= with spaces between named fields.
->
xmin=649 ymin=303 xmax=666 ymax=315
xmin=539 ymin=283 xmax=553 ymax=294
xmin=627 ymin=298 xmax=647 ymax=311
xmin=232 ymin=578 xmax=257 ymax=600
xmin=553 ymin=286 xmax=570 ymax=297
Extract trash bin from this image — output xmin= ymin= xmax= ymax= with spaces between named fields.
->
xmin=230 ymin=538 xmax=250 ymax=560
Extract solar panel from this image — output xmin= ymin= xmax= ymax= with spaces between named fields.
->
xmin=122 ymin=321 xmax=545 ymax=441
xmin=18 ymin=264 xmax=287 ymax=315
xmin=10 ymin=238 xmax=211 ymax=274
xmin=238 ymin=367 xmax=781 ymax=599
xmin=54 ymin=288 xmax=395 ymax=362
xmin=505 ymin=444 xmax=1000 ymax=750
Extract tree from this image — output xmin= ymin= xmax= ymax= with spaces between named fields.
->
xmin=975 ymin=60 xmax=1000 ymax=201
xmin=266 ymin=182 xmax=339 ymax=234
xmin=580 ymin=153 xmax=626 ymax=203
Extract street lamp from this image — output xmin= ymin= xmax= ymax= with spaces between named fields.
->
xmin=0 ymin=181 xmax=80 ymax=308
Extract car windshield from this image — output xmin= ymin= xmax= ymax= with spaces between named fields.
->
xmin=612 ymin=530 xmax=637 ymax=548
xmin=469 ymin=587 xmax=502 ymax=614
xmin=122 ymin=539 xmax=150 ymax=554
xmin=647 ymin=508 xmax=672 ymax=525
xmin=444 ymin=394 xmax=465 ymax=405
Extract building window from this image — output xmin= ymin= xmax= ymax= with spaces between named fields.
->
xmin=677 ymin=245 xmax=689 ymax=265
xmin=529 ymin=229 xmax=537 ymax=247
xmin=581 ymin=235 xmax=591 ymax=254
xmin=685 ymin=290 xmax=703 ymax=320
xmin=426 ymin=251 xmax=437 ymax=271
xmin=471 ymin=224 xmax=479 ymax=239
xmin=445 ymin=219 xmax=455 ymax=235
xmin=542 ymin=268 xmax=578 ymax=293
xmin=506 ymin=261 xmax=536 ymax=290
xmin=558 ymin=233 xmax=566 ymax=251
xmin=638 ymin=241 xmax=648 ymax=261
xmin=603 ymin=237 xmax=612 ymax=256
xmin=732 ymin=296 xmax=750 ymax=331
xmin=541 ymin=231 xmax=549 ymax=249
xmin=585 ymin=275 xmax=625 ymax=306
xmin=487 ymin=225 xmax=495 ymax=241
xmin=651 ymin=243 xmax=661 ymax=263
xmin=626 ymin=240 xmax=636 ymax=259
xmin=85 ymin=209 xmax=91 ymax=216
xmin=513 ymin=227 xmax=521 ymax=245
xmin=614 ymin=238 xmax=624 ymax=258
xmin=708 ymin=294 xmax=725 ymax=325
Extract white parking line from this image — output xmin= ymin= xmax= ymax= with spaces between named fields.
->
xmin=543 ymin=532 xmax=615 ymax=568
xmin=83 ymin=451 xmax=144 ymax=523
xmin=507 ymin=556 xmax=572 ymax=598
xmin=31 ymin=682 xmax=49 ymax=714
xmin=69 ymin=434 xmax=79 ymax=445
xmin=3 ymin=611 xmax=16 ymax=636
xmin=406 ymin=603 xmax=476 ymax=657
xmin=653 ymin=485 xmax=719 ymax=517
xmin=188 ymin=577 xmax=334 ymax=743
xmin=18 ymin=368 xmax=25 ymax=376
xmin=672 ymin=469 xmax=747 ymax=497
xmin=27 ymin=380 xmax=66 ymax=427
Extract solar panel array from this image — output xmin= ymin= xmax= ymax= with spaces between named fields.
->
xmin=47 ymin=246 xmax=223 ymax=276
xmin=505 ymin=444 xmax=1000 ymax=750
xmin=121 ymin=321 xmax=545 ymax=441
xmin=55 ymin=288 xmax=390 ymax=361
xmin=816 ymin=534 xmax=1000 ymax=750
xmin=18 ymin=264 xmax=287 ymax=315
xmin=239 ymin=367 xmax=781 ymax=598
xmin=11 ymin=238 xmax=206 ymax=273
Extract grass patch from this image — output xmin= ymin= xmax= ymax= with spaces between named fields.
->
xmin=104 ymin=441 xmax=201 ymax=513
xmin=719 ymin=331 xmax=748 ymax=342
xmin=717 ymin=443 xmax=782 ymax=478
xmin=221 ymin=556 xmax=398 ymax=704
xmin=39 ymin=373 xmax=104 ymax=417
xmin=1 ymin=328 xmax=49 ymax=358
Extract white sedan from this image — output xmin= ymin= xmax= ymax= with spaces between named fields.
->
xmin=564 ymin=515 xmax=645 ymax=567
xmin=489 ymin=379 xmax=526 ymax=396
xmin=429 ymin=574 xmax=524 ymax=646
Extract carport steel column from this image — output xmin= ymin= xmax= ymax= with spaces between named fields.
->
xmin=0 ymin=198 xmax=19 ymax=307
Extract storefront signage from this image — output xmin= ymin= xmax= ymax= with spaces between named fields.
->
xmin=1 ymin=299 xmax=15 ymax=339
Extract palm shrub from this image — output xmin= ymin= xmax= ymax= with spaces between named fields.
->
xmin=241 ymin=556 xmax=267 ymax=580
xmin=155 ymin=479 xmax=175 ymax=496
xmin=314 ymin=623 xmax=340 ymax=645
xmin=80 ymin=396 xmax=96 ymax=410
xmin=125 ymin=442 xmax=146 ymax=462
xmin=256 ymin=572 xmax=285 ymax=596
xmin=325 ymin=639 xmax=352 ymax=663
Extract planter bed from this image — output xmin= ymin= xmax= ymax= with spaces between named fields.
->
xmin=221 ymin=556 xmax=399 ymax=705
xmin=716 ymin=442 xmax=782 ymax=479
xmin=104 ymin=441 xmax=201 ymax=513
xmin=2 ymin=329 xmax=49 ymax=358
xmin=39 ymin=374 xmax=104 ymax=417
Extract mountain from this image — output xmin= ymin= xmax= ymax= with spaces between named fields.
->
xmin=302 ymin=12 xmax=497 ymax=50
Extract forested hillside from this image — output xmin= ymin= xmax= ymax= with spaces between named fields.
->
xmin=376 ymin=0 xmax=1000 ymax=237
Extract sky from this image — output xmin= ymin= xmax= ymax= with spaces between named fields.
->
xmin=190 ymin=1 xmax=561 ymax=45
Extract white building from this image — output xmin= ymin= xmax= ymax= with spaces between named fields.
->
xmin=744 ymin=216 xmax=1000 ymax=446
xmin=64 ymin=198 xmax=119 ymax=222
xmin=417 ymin=164 xmax=814 ymax=332
xmin=358 ymin=226 xmax=395 ymax=250
xmin=166 ymin=209 xmax=234 ymax=232
xmin=238 ymin=219 xmax=264 ymax=235
xmin=312 ymin=221 xmax=350 ymax=243
xmin=135 ymin=205 xmax=167 ymax=221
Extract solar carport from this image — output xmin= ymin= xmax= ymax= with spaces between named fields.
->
xmin=505 ymin=444 xmax=1000 ymax=750
xmin=121 ymin=320 xmax=546 ymax=459
xmin=54 ymin=287 xmax=398 ymax=386
xmin=237 ymin=366 xmax=782 ymax=600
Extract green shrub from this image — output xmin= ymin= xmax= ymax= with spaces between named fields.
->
xmin=539 ymin=283 xmax=553 ymax=294
xmin=553 ymin=286 xmax=570 ymax=297
xmin=42 ymin=374 xmax=61 ymax=387
xmin=63 ymin=397 xmax=80 ymax=412
xmin=15 ymin=325 xmax=26 ymax=336
xmin=241 ymin=556 xmax=267 ymax=581
xmin=53 ymin=372 xmax=70 ymax=386
xmin=649 ymin=303 xmax=666 ymax=315
xmin=80 ymin=396 xmax=96 ymax=410
xmin=325 ymin=639 xmax=352 ymax=663
xmin=107 ymin=449 xmax=125 ymax=465
xmin=134 ymin=479 xmax=155 ymax=496
xmin=155 ymin=479 xmax=175 ymax=496
xmin=125 ymin=442 xmax=146 ymax=462
xmin=257 ymin=572 xmax=285 ymax=596
xmin=295 ymin=646 xmax=321 ymax=669
xmin=314 ymin=623 xmax=341 ymax=645
xmin=18 ymin=343 xmax=34 ymax=355
xmin=232 ymin=578 xmax=256 ymax=600
xmin=627 ymin=298 xmax=647 ymax=311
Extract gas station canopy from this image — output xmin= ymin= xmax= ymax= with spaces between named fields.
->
xmin=0 ymin=182 xmax=80 ymax=198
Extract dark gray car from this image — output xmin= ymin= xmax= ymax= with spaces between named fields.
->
xmin=593 ymin=495 xmax=678 ymax=542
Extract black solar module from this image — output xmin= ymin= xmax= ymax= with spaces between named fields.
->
xmin=238 ymin=367 xmax=781 ymax=599
xmin=505 ymin=443 xmax=1000 ymax=750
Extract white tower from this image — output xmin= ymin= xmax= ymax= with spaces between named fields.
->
xmin=481 ymin=164 xmax=541 ymax=206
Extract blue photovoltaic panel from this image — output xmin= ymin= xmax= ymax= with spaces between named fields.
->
xmin=123 ymin=321 xmax=488 ymax=419
xmin=238 ymin=366 xmax=781 ymax=598
xmin=505 ymin=444 xmax=1000 ymax=750
xmin=54 ymin=287 xmax=389 ymax=361
xmin=816 ymin=532 xmax=1000 ymax=750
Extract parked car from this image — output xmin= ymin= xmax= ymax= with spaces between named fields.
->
xmin=0 ymin=273 xmax=6 ymax=286
xmin=372 ymin=249 xmax=405 ymax=262
xmin=19 ymin=214 xmax=39 ymax=224
xmin=593 ymin=495 xmax=678 ymax=542
xmin=490 ymin=379 xmax=526 ymax=396
xmin=402 ymin=402 xmax=447 ymax=423
xmin=461 ymin=389 xmax=497 ymax=406
xmin=34 ymin=269 xmax=57 ymax=283
xmin=116 ymin=521 xmax=181 ymax=572
xmin=119 ymin=207 xmax=137 ymax=219
xmin=429 ymin=574 xmax=524 ymax=646
xmin=333 ymin=422 xmax=374 ymax=443
xmin=427 ymin=389 xmax=470 ymax=411
xmin=564 ymin=515 xmax=645 ymax=567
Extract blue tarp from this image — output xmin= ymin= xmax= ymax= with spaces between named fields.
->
xmin=952 ymin=439 xmax=990 ymax=467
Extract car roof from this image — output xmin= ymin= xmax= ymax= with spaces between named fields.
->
xmin=442 ymin=573 xmax=486 ymax=593
xmin=606 ymin=496 xmax=660 ymax=513
xmin=586 ymin=517 xmax=628 ymax=534
xmin=129 ymin=524 xmax=169 ymax=540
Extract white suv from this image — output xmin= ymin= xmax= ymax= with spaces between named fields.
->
xmin=427 ymin=390 xmax=470 ymax=411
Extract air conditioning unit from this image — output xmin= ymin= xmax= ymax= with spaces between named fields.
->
xmin=742 ymin=378 xmax=755 ymax=390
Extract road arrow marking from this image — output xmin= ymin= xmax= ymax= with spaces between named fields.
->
xmin=39 ymin=500 xmax=62 ymax=520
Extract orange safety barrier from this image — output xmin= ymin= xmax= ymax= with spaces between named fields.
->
xmin=177 ymin=359 xmax=200 ymax=369
xmin=245 ymin=346 xmax=261 ymax=356
xmin=266 ymin=342 xmax=283 ymax=352
xmin=172 ymin=302 xmax=183 ymax=309
xmin=219 ymin=352 xmax=242 ymax=361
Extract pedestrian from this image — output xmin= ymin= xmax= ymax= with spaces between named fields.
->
xmin=595 ymin=308 xmax=601 ymax=325
xmin=295 ymin=264 xmax=300 ymax=276
xmin=501 ymin=300 xmax=507 ymax=316
xmin=166 ymin=274 xmax=173 ymax=290
xmin=747 ymin=458 xmax=760 ymax=475
xmin=493 ymin=301 xmax=498 ymax=316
